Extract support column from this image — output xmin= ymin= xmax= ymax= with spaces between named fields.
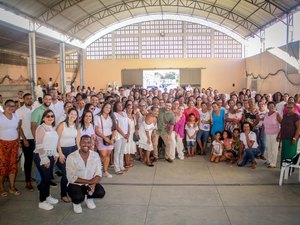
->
xmin=285 ymin=14 xmax=294 ymax=92
xmin=260 ymin=29 xmax=265 ymax=53
xmin=80 ymin=48 xmax=85 ymax=87
xmin=60 ymin=42 xmax=66 ymax=94
xmin=28 ymin=32 xmax=37 ymax=98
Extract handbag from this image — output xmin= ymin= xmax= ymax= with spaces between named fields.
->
xmin=133 ymin=132 xmax=140 ymax=142
xmin=100 ymin=116 xmax=112 ymax=146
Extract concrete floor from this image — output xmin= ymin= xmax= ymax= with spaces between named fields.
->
xmin=0 ymin=155 xmax=300 ymax=225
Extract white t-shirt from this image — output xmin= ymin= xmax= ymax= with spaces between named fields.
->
xmin=114 ymin=112 xmax=129 ymax=140
xmin=240 ymin=131 xmax=258 ymax=149
xmin=94 ymin=107 xmax=101 ymax=116
xmin=0 ymin=112 xmax=19 ymax=140
xmin=199 ymin=111 xmax=211 ymax=131
xmin=276 ymin=101 xmax=286 ymax=117
xmin=212 ymin=140 xmax=223 ymax=156
xmin=94 ymin=114 xmax=113 ymax=136
xmin=185 ymin=123 xmax=199 ymax=141
xmin=15 ymin=105 xmax=35 ymax=139
xmin=49 ymin=101 xmax=64 ymax=126
xmin=80 ymin=123 xmax=95 ymax=137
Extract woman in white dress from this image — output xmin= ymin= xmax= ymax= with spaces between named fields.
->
xmin=113 ymin=101 xmax=129 ymax=175
xmin=124 ymin=103 xmax=136 ymax=168
xmin=138 ymin=106 xmax=159 ymax=167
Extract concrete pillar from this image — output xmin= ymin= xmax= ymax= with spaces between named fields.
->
xmin=28 ymin=32 xmax=37 ymax=98
xmin=60 ymin=42 xmax=66 ymax=94
xmin=80 ymin=48 xmax=85 ymax=87
xmin=285 ymin=14 xmax=294 ymax=92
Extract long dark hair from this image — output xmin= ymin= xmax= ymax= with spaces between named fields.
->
xmin=99 ymin=102 xmax=116 ymax=131
xmin=64 ymin=108 xmax=79 ymax=129
xmin=80 ymin=110 xmax=94 ymax=131
xmin=41 ymin=109 xmax=55 ymax=127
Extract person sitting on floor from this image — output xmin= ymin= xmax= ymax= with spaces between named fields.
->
xmin=66 ymin=135 xmax=106 ymax=214
xmin=238 ymin=122 xmax=261 ymax=169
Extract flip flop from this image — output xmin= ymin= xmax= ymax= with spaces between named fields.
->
xmin=1 ymin=191 xmax=8 ymax=197
xmin=9 ymin=189 xmax=21 ymax=196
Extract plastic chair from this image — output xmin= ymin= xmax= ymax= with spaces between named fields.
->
xmin=279 ymin=154 xmax=300 ymax=186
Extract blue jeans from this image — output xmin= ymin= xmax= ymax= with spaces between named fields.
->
xmin=239 ymin=148 xmax=261 ymax=166
xmin=255 ymin=128 xmax=266 ymax=156
xmin=56 ymin=145 xmax=77 ymax=197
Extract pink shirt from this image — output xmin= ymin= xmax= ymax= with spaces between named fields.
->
xmin=263 ymin=112 xmax=280 ymax=135
xmin=174 ymin=115 xmax=186 ymax=138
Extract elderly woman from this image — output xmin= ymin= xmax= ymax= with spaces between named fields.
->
xmin=263 ymin=101 xmax=281 ymax=168
xmin=278 ymin=102 xmax=300 ymax=164
xmin=0 ymin=100 xmax=20 ymax=197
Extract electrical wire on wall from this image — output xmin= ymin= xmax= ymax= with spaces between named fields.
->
xmin=245 ymin=69 xmax=300 ymax=86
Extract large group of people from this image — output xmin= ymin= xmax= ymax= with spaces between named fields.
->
xmin=0 ymin=84 xmax=300 ymax=213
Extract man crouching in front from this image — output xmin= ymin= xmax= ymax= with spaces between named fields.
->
xmin=66 ymin=135 xmax=105 ymax=213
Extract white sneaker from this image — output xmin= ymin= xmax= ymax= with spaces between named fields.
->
xmin=39 ymin=201 xmax=54 ymax=210
xmin=103 ymin=172 xmax=112 ymax=178
xmin=85 ymin=198 xmax=96 ymax=209
xmin=73 ymin=203 xmax=82 ymax=214
xmin=46 ymin=195 xmax=59 ymax=205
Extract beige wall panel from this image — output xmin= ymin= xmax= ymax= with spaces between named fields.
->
xmin=245 ymin=52 xmax=300 ymax=95
xmin=0 ymin=64 xmax=28 ymax=83
xmin=84 ymin=58 xmax=245 ymax=93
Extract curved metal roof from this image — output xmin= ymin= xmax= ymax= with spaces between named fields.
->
xmin=0 ymin=0 xmax=299 ymax=42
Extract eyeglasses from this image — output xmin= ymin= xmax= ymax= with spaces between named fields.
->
xmin=90 ymin=108 xmax=95 ymax=110
xmin=287 ymin=106 xmax=293 ymax=109
xmin=6 ymin=104 xmax=16 ymax=107
xmin=46 ymin=115 xmax=54 ymax=118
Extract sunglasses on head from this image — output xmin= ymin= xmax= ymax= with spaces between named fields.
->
xmin=46 ymin=114 xmax=54 ymax=118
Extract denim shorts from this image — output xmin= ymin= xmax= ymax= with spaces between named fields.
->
xmin=196 ymin=130 xmax=209 ymax=142
xmin=186 ymin=141 xmax=196 ymax=147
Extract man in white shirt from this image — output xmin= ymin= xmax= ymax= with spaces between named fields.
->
xmin=16 ymin=93 xmax=35 ymax=191
xmin=66 ymin=135 xmax=105 ymax=214
xmin=91 ymin=95 xmax=101 ymax=115
xmin=49 ymin=89 xmax=64 ymax=127
xmin=238 ymin=122 xmax=261 ymax=169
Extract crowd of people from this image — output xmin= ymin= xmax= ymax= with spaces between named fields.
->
xmin=0 ymin=84 xmax=300 ymax=213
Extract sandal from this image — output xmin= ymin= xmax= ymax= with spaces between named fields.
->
xmin=115 ymin=171 xmax=124 ymax=175
xmin=61 ymin=196 xmax=71 ymax=203
xmin=0 ymin=191 xmax=8 ymax=197
xmin=9 ymin=189 xmax=21 ymax=196
xmin=147 ymin=163 xmax=154 ymax=167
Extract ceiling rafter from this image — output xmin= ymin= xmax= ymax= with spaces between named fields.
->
xmin=244 ymin=0 xmax=286 ymax=17
xmin=38 ymin=0 xmax=84 ymax=22
xmin=67 ymin=0 xmax=260 ymax=37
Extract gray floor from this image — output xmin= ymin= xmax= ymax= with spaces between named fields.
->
xmin=1 ymin=156 xmax=300 ymax=225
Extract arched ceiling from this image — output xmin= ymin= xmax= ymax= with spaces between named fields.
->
xmin=0 ymin=0 xmax=300 ymax=43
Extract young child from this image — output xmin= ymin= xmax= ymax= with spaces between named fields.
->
xmin=185 ymin=113 xmax=199 ymax=157
xmin=220 ymin=130 xmax=233 ymax=162
xmin=210 ymin=131 xmax=223 ymax=163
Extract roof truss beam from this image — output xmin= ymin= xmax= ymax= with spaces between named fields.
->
xmin=68 ymin=0 xmax=260 ymax=37
xmin=38 ymin=0 xmax=85 ymax=22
